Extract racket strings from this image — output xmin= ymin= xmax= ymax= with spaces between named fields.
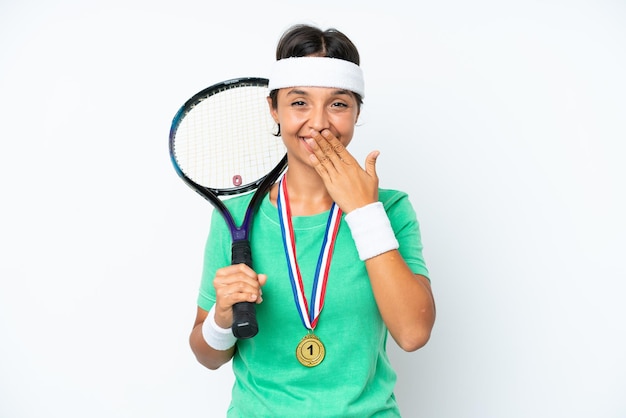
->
xmin=173 ymin=85 xmax=285 ymax=190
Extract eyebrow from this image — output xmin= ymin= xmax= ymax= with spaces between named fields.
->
xmin=285 ymin=88 xmax=352 ymax=97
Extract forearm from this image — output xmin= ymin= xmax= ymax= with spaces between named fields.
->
xmin=366 ymin=250 xmax=436 ymax=352
xmin=189 ymin=307 xmax=236 ymax=370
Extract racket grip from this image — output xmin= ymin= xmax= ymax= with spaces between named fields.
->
xmin=232 ymin=240 xmax=252 ymax=267
xmin=232 ymin=302 xmax=258 ymax=339
xmin=231 ymin=240 xmax=259 ymax=339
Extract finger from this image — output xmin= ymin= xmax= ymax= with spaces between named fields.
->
xmin=305 ymin=134 xmax=334 ymax=175
xmin=255 ymin=274 xmax=267 ymax=304
xmin=216 ymin=283 xmax=262 ymax=308
xmin=217 ymin=263 xmax=257 ymax=277
xmin=309 ymin=131 xmax=350 ymax=177
xmin=309 ymin=152 xmax=332 ymax=180
xmin=214 ymin=264 xmax=258 ymax=287
xmin=320 ymin=130 xmax=353 ymax=164
xmin=365 ymin=150 xmax=380 ymax=178
xmin=214 ymin=266 xmax=264 ymax=305
xmin=308 ymin=131 xmax=336 ymax=163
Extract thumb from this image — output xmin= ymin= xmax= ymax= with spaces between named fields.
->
xmin=365 ymin=150 xmax=380 ymax=177
xmin=257 ymin=273 xmax=268 ymax=287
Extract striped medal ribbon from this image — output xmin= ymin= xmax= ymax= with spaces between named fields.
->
xmin=277 ymin=176 xmax=342 ymax=366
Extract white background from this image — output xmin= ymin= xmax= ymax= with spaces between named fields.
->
xmin=1 ymin=0 xmax=625 ymax=417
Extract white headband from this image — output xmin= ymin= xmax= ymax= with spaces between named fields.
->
xmin=268 ymin=57 xmax=365 ymax=98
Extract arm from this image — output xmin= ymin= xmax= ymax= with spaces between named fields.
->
xmin=307 ymin=129 xmax=436 ymax=351
xmin=365 ymin=253 xmax=435 ymax=351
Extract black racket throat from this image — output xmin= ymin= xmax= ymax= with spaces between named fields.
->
xmin=192 ymin=154 xmax=287 ymax=238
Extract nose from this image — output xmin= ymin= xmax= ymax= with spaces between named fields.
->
xmin=308 ymin=105 xmax=329 ymax=132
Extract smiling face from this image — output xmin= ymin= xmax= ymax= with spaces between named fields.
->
xmin=268 ymin=86 xmax=360 ymax=165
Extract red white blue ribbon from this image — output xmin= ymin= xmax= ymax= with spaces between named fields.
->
xmin=277 ymin=176 xmax=342 ymax=330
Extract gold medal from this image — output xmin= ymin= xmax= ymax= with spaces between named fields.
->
xmin=295 ymin=333 xmax=325 ymax=367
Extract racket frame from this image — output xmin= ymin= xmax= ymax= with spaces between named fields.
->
xmin=169 ymin=77 xmax=288 ymax=337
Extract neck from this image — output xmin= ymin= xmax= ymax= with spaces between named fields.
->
xmin=271 ymin=168 xmax=333 ymax=216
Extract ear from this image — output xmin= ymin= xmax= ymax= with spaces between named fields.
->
xmin=267 ymin=96 xmax=279 ymax=124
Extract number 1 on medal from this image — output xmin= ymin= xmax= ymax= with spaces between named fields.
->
xmin=296 ymin=334 xmax=325 ymax=367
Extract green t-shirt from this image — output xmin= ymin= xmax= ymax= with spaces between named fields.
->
xmin=198 ymin=188 xmax=429 ymax=417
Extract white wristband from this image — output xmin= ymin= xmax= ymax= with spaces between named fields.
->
xmin=202 ymin=305 xmax=237 ymax=350
xmin=345 ymin=202 xmax=399 ymax=261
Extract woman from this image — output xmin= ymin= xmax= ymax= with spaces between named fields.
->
xmin=189 ymin=23 xmax=436 ymax=417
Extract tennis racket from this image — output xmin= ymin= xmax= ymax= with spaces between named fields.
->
xmin=169 ymin=77 xmax=287 ymax=339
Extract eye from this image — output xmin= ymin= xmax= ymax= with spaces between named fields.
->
xmin=290 ymin=100 xmax=306 ymax=107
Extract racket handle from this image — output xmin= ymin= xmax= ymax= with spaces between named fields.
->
xmin=231 ymin=302 xmax=258 ymax=339
xmin=231 ymin=240 xmax=259 ymax=339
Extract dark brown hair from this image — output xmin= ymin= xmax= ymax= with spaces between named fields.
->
xmin=275 ymin=24 xmax=360 ymax=63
